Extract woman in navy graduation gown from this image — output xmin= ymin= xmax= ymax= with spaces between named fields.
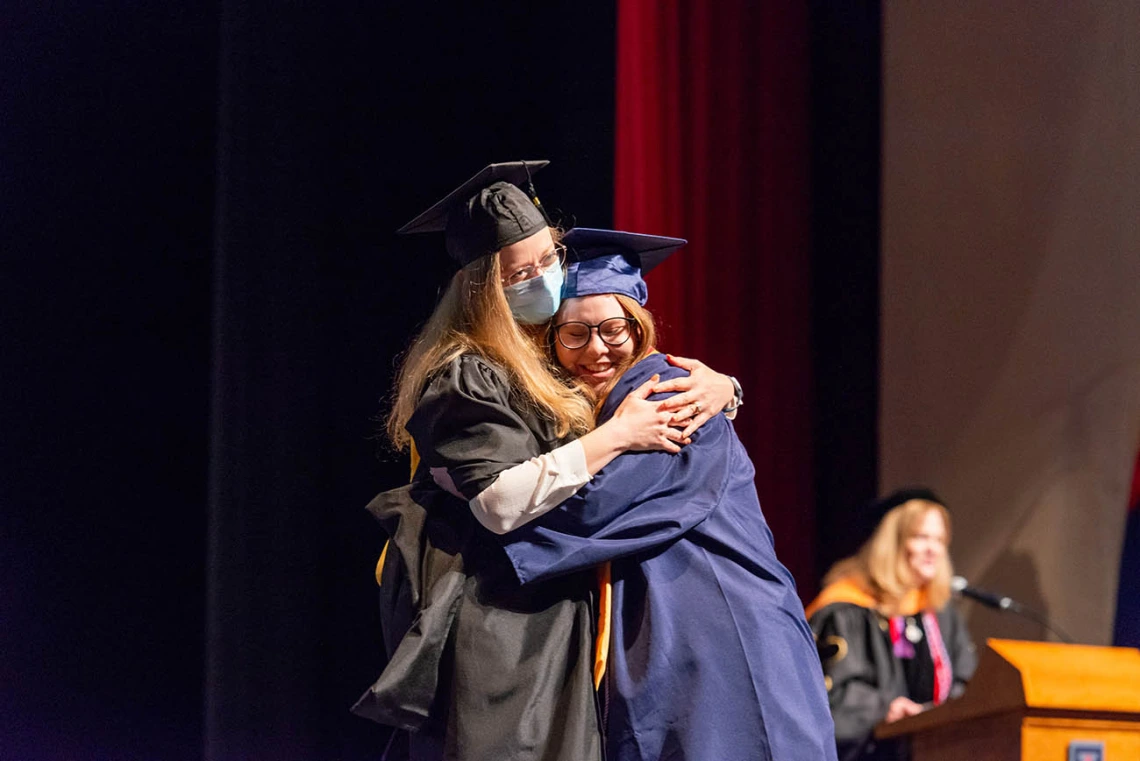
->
xmin=352 ymin=165 xmax=738 ymax=760
xmin=499 ymin=228 xmax=838 ymax=761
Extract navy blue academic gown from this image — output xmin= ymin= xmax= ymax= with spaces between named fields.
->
xmin=501 ymin=353 xmax=838 ymax=761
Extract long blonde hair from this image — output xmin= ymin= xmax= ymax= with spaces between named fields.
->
xmin=823 ymin=499 xmax=954 ymax=614
xmin=546 ymin=293 xmax=658 ymax=415
xmin=387 ymin=242 xmax=595 ymax=450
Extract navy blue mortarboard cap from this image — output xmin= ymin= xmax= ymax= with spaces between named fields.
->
xmin=397 ymin=161 xmax=551 ymax=266
xmin=561 ymin=227 xmax=687 ymax=305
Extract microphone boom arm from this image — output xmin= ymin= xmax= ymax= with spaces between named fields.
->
xmin=950 ymin=576 xmax=1076 ymax=644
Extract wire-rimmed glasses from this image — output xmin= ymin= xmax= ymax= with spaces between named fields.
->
xmin=501 ymin=245 xmax=567 ymax=287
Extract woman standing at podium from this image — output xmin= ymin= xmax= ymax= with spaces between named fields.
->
xmin=806 ymin=489 xmax=977 ymax=761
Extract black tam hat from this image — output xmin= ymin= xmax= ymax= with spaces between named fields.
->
xmin=873 ymin=487 xmax=945 ymax=515
xmin=857 ymin=487 xmax=946 ymax=545
xmin=398 ymin=161 xmax=551 ymax=266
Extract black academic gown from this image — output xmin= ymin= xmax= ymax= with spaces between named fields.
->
xmin=501 ymin=353 xmax=838 ymax=761
xmin=353 ymin=355 xmax=603 ymax=761
xmin=808 ymin=600 xmax=977 ymax=761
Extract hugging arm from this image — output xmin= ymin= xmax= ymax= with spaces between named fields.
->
xmin=500 ymin=355 xmax=736 ymax=584
xmin=414 ymin=355 xmax=686 ymax=535
xmin=654 ymin=354 xmax=742 ymax=435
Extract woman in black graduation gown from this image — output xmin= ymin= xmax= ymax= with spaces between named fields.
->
xmin=804 ymin=490 xmax=978 ymax=761
xmin=352 ymin=163 xmax=737 ymax=760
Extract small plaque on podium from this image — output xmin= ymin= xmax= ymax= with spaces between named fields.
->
xmin=1068 ymin=740 xmax=1105 ymax=761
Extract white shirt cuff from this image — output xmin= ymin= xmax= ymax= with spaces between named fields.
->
xmin=469 ymin=440 xmax=590 ymax=534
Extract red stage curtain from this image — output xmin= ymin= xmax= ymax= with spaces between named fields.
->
xmin=615 ymin=0 xmax=816 ymax=592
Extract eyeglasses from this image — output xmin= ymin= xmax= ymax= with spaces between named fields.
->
xmin=501 ymin=245 xmax=567 ymax=287
xmin=554 ymin=317 xmax=636 ymax=350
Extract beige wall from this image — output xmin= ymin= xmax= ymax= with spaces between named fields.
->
xmin=881 ymin=1 xmax=1140 ymax=645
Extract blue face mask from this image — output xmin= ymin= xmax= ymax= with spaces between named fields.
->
xmin=503 ymin=264 xmax=564 ymax=325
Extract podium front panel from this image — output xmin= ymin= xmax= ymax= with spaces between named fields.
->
xmin=1023 ymin=716 xmax=1140 ymax=760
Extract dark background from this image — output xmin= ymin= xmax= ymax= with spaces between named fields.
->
xmin=2 ymin=2 xmax=877 ymax=758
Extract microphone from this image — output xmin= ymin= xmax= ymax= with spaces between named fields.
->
xmin=950 ymin=576 xmax=1021 ymax=612
xmin=950 ymin=575 xmax=1075 ymax=643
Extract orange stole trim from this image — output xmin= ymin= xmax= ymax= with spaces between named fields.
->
xmin=375 ymin=442 xmax=422 ymax=587
xmin=375 ymin=541 xmax=389 ymax=586
xmin=804 ymin=577 xmax=928 ymax=619
xmin=594 ymin=562 xmax=613 ymax=689
xmin=408 ymin=441 xmax=420 ymax=479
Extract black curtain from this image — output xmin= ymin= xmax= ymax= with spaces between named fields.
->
xmin=2 ymin=3 xmax=217 ymax=759
xmin=810 ymin=0 xmax=882 ymax=574
xmin=4 ymin=2 xmax=615 ymax=759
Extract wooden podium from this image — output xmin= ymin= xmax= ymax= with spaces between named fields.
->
xmin=876 ymin=639 xmax=1140 ymax=760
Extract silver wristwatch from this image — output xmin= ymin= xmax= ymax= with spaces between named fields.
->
xmin=725 ymin=375 xmax=744 ymax=412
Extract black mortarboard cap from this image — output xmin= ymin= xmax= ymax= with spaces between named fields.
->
xmin=397 ymin=161 xmax=551 ymax=266
xmin=561 ymin=227 xmax=687 ymax=305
